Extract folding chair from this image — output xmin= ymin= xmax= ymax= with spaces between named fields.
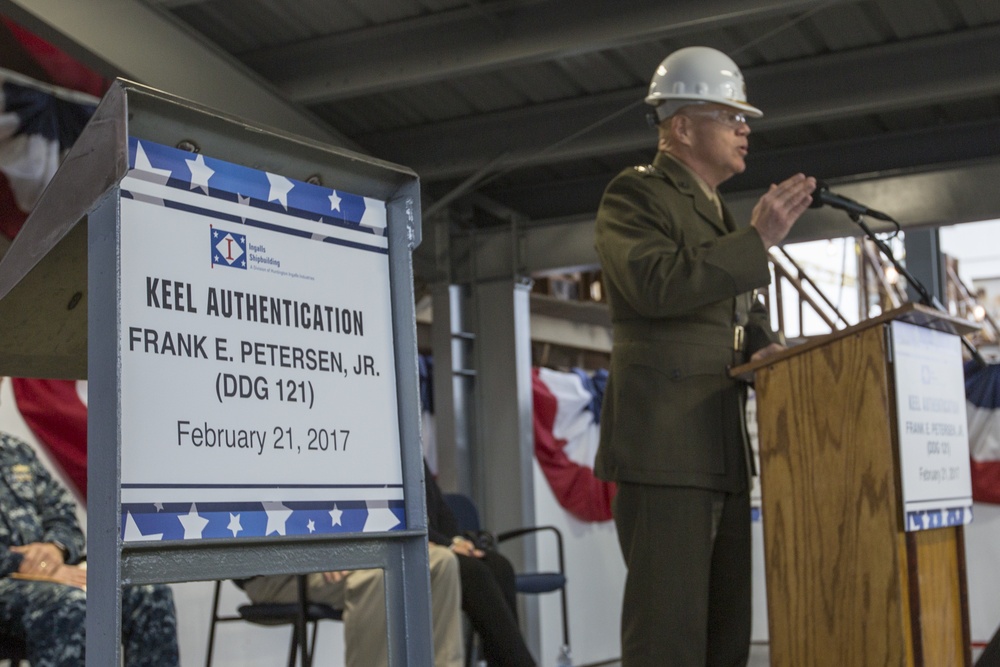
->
xmin=204 ymin=576 xmax=342 ymax=667
xmin=443 ymin=493 xmax=570 ymax=655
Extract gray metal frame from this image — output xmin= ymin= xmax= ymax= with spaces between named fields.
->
xmin=0 ymin=79 xmax=432 ymax=667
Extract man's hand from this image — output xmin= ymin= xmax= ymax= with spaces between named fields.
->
xmin=750 ymin=343 xmax=786 ymax=362
xmin=48 ymin=563 xmax=88 ymax=589
xmin=750 ymin=174 xmax=816 ymax=249
xmin=11 ymin=542 xmax=65 ymax=575
xmin=8 ymin=547 xmax=87 ymax=589
xmin=449 ymin=536 xmax=485 ymax=558
xmin=321 ymin=571 xmax=348 ymax=584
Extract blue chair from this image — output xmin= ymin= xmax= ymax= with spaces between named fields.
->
xmin=205 ymin=577 xmax=342 ymax=667
xmin=443 ymin=493 xmax=570 ymax=652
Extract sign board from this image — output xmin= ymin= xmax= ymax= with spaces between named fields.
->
xmin=890 ymin=320 xmax=973 ymax=531
xmin=118 ymin=137 xmax=405 ymax=542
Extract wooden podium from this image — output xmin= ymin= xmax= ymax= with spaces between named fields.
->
xmin=733 ymin=304 xmax=976 ymax=667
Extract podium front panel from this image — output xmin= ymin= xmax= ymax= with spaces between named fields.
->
xmin=754 ymin=321 xmax=970 ymax=666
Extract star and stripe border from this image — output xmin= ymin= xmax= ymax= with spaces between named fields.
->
xmin=125 ymin=136 xmax=387 ymax=236
xmin=121 ymin=499 xmax=406 ymax=542
xmin=905 ymin=504 xmax=973 ymax=532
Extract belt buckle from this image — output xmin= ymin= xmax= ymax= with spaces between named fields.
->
xmin=733 ymin=325 xmax=745 ymax=351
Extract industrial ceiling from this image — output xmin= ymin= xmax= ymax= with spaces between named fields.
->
xmin=3 ymin=0 xmax=999 ymax=278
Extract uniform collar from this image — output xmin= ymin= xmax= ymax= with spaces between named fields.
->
xmin=654 ymin=152 xmax=732 ymax=234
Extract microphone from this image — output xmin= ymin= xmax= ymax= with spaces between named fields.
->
xmin=809 ymin=180 xmax=893 ymax=221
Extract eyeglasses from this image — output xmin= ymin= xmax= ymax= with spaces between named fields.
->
xmin=682 ymin=108 xmax=749 ymax=129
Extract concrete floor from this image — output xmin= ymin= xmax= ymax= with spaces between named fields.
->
xmin=583 ymin=644 xmax=769 ymax=667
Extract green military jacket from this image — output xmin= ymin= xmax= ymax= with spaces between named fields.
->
xmin=594 ymin=152 xmax=780 ymax=491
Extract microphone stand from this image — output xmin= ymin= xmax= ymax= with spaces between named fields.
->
xmin=851 ymin=212 xmax=988 ymax=369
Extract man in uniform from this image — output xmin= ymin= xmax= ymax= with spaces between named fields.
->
xmin=0 ymin=424 xmax=179 ymax=666
xmin=593 ymin=46 xmax=816 ymax=666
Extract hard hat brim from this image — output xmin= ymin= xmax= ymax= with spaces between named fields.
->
xmin=646 ymin=94 xmax=763 ymax=119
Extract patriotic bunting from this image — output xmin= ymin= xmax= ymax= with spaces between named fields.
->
xmin=0 ymin=18 xmax=105 ymax=242
xmin=966 ymin=360 xmax=1000 ymax=504
xmin=532 ymin=367 xmax=616 ymax=522
xmin=9 ymin=378 xmax=88 ymax=498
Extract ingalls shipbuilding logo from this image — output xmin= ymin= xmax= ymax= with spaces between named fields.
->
xmin=211 ymin=226 xmax=247 ymax=269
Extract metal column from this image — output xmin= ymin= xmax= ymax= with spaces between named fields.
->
xmin=471 ymin=277 xmax=541 ymax=656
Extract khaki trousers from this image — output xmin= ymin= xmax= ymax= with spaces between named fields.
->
xmin=243 ymin=542 xmax=463 ymax=667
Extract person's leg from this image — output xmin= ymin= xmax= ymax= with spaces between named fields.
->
xmin=343 ymin=546 xmax=463 ymax=667
xmin=0 ymin=579 xmax=86 ymax=666
xmin=342 ymin=568 xmax=389 ymax=667
xmin=242 ymin=573 xmax=345 ymax=608
xmin=478 ymin=550 xmax=518 ymax=618
xmin=428 ymin=543 xmax=464 ymax=667
xmin=705 ymin=489 xmax=752 ymax=667
xmin=614 ymin=482 xmax=721 ymax=667
xmin=457 ymin=552 xmax=535 ymax=667
xmin=121 ymin=584 xmax=180 ymax=667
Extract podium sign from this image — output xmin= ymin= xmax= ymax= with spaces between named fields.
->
xmin=119 ymin=137 xmax=405 ymax=542
xmin=890 ymin=320 xmax=973 ymax=531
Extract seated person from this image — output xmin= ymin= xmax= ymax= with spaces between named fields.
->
xmin=0 ymin=428 xmax=179 ymax=666
xmin=424 ymin=461 xmax=536 ymax=667
xmin=241 ymin=541 xmax=463 ymax=667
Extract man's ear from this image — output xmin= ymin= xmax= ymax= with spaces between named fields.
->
xmin=672 ymin=115 xmax=694 ymax=147
xmin=659 ymin=116 xmax=689 ymax=153
xmin=657 ymin=125 xmax=670 ymax=153
xmin=657 ymin=117 xmax=677 ymax=153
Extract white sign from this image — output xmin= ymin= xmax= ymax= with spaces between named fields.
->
xmin=117 ymin=138 xmax=406 ymax=542
xmin=891 ymin=320 xmax=973 ymax=532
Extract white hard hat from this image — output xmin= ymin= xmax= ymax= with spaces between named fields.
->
xmin=646 ymin=46 xmax=762 ymax=122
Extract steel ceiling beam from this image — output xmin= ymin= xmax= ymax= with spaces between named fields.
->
xmin=730 ymin=117 xmax=1000 ymax=194
xmin=249 ymin=0 xmax=851 ymax=104
xmin=0 ymin=0 xmax=357 ymax=147
xmin=487 ymin=115 xmax=1000 ymax=220
xmin=359 ymin=23 xmax=1000 ymax=182
xmin=413 ymin=157 xmax=1000 ymax=284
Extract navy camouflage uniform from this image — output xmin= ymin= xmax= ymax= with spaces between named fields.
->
xmin=0 ymin=431 xmax=179 ymax=666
